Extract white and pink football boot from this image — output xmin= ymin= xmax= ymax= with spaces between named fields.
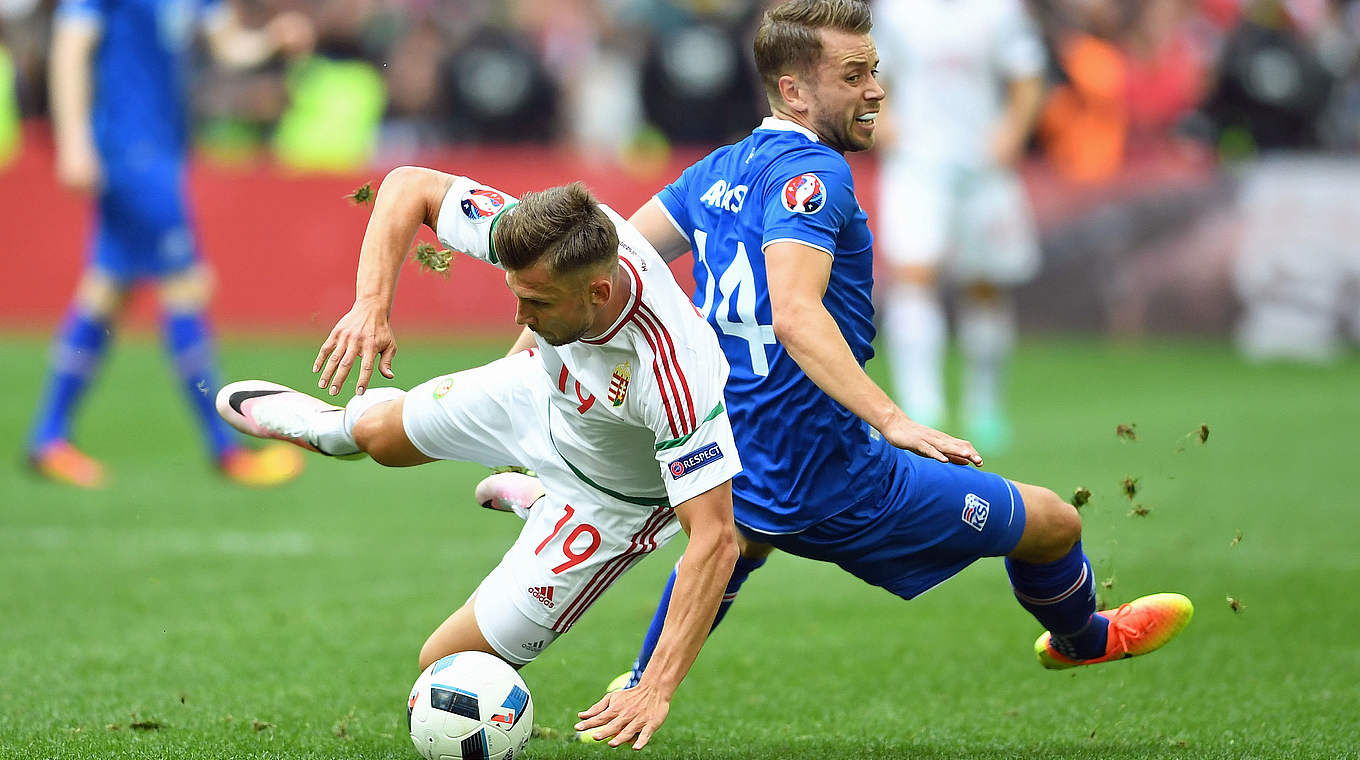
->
xmin=216 ymin=380 xmax=363 ymax=458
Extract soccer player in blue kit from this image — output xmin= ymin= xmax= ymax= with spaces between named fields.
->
xmin=28 ymin=0 xmax=312 ymax=487
xmin=484 ymin=1 xmax=1193 ymax=738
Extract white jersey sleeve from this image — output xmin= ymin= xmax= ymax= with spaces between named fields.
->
xmin=610 ymin=213 xmax=742 ymax=508
xmin=650 ymin=386 xmax=740 ymax=509
xmin=434 ymin=176 xmax=520 ymax=268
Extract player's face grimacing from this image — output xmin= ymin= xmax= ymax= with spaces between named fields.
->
xmin=806 ymin=29 xmax=883 ymax=153
xmin=506 ymin=262 xmax=603 ymax=346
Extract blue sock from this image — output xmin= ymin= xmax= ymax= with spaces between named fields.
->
xmin=163 ymin=311 xmax=235 ymax=460
xmin=29 ymin=310 xmax=112 ymax=451
xmin=1006 ymin=541 xmax=1108 ymax=660
xmin=712 ymin=553 xmax=766 ymax=630
xmin=626 ymin=554 xmax=766 ymax=688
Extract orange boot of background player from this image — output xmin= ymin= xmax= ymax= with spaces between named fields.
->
xmin=218 ymin=442 xmax=305 ymax=487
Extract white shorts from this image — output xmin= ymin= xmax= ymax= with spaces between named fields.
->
xmin=877 ymin=159 xmax=1040 ymax=286
xmin=403 ymin=351 xmax=682 ymax=657
xmin=472 ymin=564 xmax=559 ymax=666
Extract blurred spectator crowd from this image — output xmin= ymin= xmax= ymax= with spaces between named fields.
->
xmin=1 ymin=0 xmax=776 ymax=167
xmin=2 ymin=0 xmax=1358 ymax=355
xmin=1035 ymin=0 xmax=1360 ymax=179
xmin=1 ymin=0 xmax=1359 ymax=166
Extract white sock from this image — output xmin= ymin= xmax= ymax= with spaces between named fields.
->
xmin=335 ymin=387 xmax=406 ymax=452
xmin=882 ymin=283 xmax=947 ymax=427
xmin=958 ymin=295 xmax=1016 ymax=422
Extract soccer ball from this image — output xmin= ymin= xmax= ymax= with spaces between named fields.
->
xmin=408 ymin=651 xmax=533 ymax=760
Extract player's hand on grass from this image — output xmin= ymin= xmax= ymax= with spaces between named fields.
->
xmin=313 ymin=300 xmax=397 ymax=396
xmin=575 ymin=682 xmax=670 ymax=750
xmin=881 ymin=411 xmax=983 ymax=467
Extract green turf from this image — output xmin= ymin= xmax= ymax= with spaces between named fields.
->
xmin=2 ymin=333 xmax=1357 ymax=759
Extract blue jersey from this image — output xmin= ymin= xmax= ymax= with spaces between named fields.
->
xmin=56 ymin=0 xmax=222 ymax=165
xmin=657 ymin=117 xmax=892 ymax=533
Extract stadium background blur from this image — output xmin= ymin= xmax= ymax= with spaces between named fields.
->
xmin=2 ymin=0 xmax=1359 ymax=356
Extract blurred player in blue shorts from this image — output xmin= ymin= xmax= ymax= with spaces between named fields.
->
xmin=28 ymin=0 xmax=312 ymax=487
xmin=485 ymin=4 xmax=1192 ymax=723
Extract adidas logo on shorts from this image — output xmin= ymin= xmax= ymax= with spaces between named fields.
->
xmin=528 ymin=586 xmax=555 ymax=609
xmin=521 ymin=639 xmax=545 ymax=654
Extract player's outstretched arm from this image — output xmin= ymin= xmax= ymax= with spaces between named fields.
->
xmin=315 ymin=166 xmax=455 ymax=395
xmin=765 ymin=241 xmax=983 ymax=467
xmin=574 ymin=481 xmax=738 ymax=750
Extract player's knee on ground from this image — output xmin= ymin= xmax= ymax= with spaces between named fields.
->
xmin=157 ymin=265 xmax=214 ymax=312
xmin=1009 ymin=483 xmax=1082 ymax=563
xmin=74 ymin=270 xmax=129 ymax=319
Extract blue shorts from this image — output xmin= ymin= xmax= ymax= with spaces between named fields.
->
xmin=91 ymin=156 xmax=199 ymax=283
xmin=739 ymin=450 xmax=1026 ymax=600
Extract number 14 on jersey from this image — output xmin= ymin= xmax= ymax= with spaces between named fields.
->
xmin=693 ymin=228 xmax=777 ymax=376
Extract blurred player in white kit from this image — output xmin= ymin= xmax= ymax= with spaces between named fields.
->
xmin=873 ymin=0 xmax=1046 ymax=450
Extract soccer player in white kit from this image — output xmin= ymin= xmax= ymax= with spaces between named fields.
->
xmin=216 ymin=167 xmax=741 ymax=750
xmin=873 ymin=0 xmax=1046 ymax=450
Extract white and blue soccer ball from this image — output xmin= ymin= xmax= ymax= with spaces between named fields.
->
xmin=408 ymin=651 xmax=533 ymax=760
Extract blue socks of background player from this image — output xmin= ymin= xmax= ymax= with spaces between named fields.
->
xmin=1005 ymin=541 xmax=1108 ymax=660
xmin=164 ymin=310 xmax=235 ymax=460
xmin=29 ymin=309 xmax=112 ymax=451
xmin=625 ymin=553 xmax=767 ymax=688
xmin=31 ymin=308 xmax=245 ymax=463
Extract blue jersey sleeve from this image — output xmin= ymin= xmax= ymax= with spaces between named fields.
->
xmin=655 ymin=160 xmax=702 ymax=239
xmin=759 ymin=151 xmax=857 ymax=256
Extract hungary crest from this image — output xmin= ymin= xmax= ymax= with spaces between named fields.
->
xmin=608 ymin=362 xmax=630 ymax=407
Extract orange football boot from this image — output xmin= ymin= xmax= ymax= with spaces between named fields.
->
xmin=219 ymin=442 xmax=305 ymax=487
xmin=1035 ymin=592 xmax=1193 ymax=669
xmin=30 ymin=440 xmax=106 ymax=488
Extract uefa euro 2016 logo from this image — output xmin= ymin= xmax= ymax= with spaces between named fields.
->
xmin=461 ymin=188 xmax=506 ymax=222
xmin=781 ymin=173 xmax=825 ymax=214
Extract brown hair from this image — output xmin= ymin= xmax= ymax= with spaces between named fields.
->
xmin=492 ymin=182 xmax=619 ymax=276
xmin=753 ymin=0 xmax=873 ymax=99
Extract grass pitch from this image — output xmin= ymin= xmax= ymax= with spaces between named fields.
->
xmin=1 ymin=333 xmax=1357 ymax=759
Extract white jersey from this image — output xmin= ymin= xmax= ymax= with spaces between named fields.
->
xmin=435 ymin=175 xmax=740 ymax=510
xmin=874 ymin=0 xmax=1045 ymax=168
xmin=404 ymin=176 xmax=740 ymax=641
